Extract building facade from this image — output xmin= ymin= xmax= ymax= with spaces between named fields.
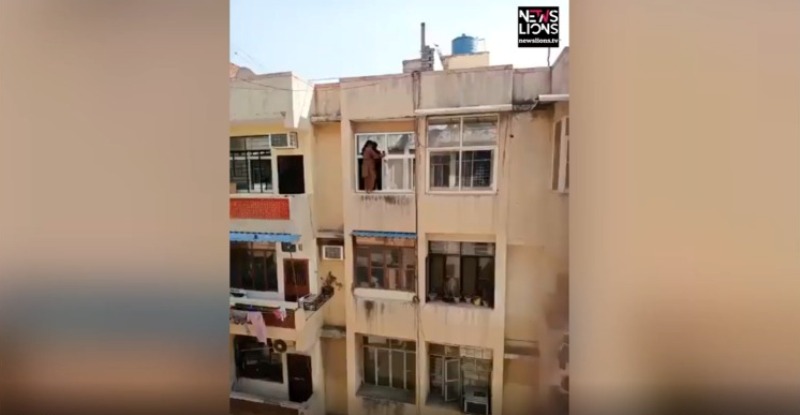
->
xmin=228 ymin=48 xmax=570 ymax=415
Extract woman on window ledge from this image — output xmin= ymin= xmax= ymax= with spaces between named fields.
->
xmin=361 ymin=140 xmax=384 ymax=193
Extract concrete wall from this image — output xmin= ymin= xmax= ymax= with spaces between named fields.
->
xmin=313 ymin=123 xmax=344 ymax=233
xmin=442 ymin=52 xmax=490 ymax=70
xmin=231 ymin=73 xmax=294 ymax=126
xmin=419 ymin=66 xmax=513 ymax=109
xmin=550 ymin=47 xmax=569 ymax=95
xmin=322 ymin=338 xmax=348 ymax=415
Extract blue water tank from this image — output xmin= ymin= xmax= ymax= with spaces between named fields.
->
xmin=452 ymin=34 xmax=478 ymax=55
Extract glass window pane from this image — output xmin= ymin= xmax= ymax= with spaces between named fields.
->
xmin=370 ymin=249 xmax=384 ymax=268
xmin=461 ymin=256 xmax=478 ymax=298
xmin=377 ymin=349 xmax=390 ymax=386
xmin=356 ymin=266 xmax=370 ymax=287
xmin=428 ymin=255 xmax=445 ymax=295
xmin=386 ymin=249 xmax=401 ymax=267
xmin=231 ymin=137 xmax=247 ymax=150
xmin=386 ymin=133 xmax=413 ymax=155
xmin=461 ymin=150 xmax=493 ymax=189
xmin=363 ymin=347 xmax=375 ymax=385
xmin=430 ymin=241 xmax=460 ymax=255
xmin=403 ymin=269 xmax=415 ymax=291
xmin=430 ymin=355 xmax=443 ymax=390
xmin=406 ymin=353 xmax=416 ymax=391
xmin=462 ymin=116 xmax=498 ymax=146
xmin=429 ymin=151 xmax=460 ymax=189
xmin=427 ymin=118 xmax=461 ymax=148
xmin=385 ymin=268 xmax=399 ymax=290
xmin=247 ymin=136 xmax=270 ymax=150
xmin=370 ymin=268 xmax=385 ymax=288
xmin=250 ymin=159 xmax=272 ymax=192
xmin=444 ymin=256 xmax=461 ymax=298
xmin=391 ymin=351 xmax=405 ymax=389
xmin=383 ymin=159 xmax=406 ymax=191
xmin=356 ymin=248 xmax=369 ymax=267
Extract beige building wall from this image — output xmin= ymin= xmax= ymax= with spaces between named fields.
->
xmin=230 ymin=47 xmax=569 ymax=415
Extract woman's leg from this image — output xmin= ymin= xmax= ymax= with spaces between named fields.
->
xmin=365 ymin=173 xmax=376 ymax=193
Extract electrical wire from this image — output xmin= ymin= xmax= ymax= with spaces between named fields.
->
xmin=231 ymin=77 xmax=383 ymax=92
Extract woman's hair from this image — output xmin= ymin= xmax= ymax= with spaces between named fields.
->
xmin=362 ymin=140 xmax=378 ymax=154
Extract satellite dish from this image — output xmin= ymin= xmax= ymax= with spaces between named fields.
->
xmin=273 ymin=339 xmax=288 ymax=353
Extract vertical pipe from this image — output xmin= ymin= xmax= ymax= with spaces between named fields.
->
xmin=420 ymin=22 xmax=426 ymax=55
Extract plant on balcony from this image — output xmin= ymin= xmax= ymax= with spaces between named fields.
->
xmin=320 ymin=271 xmax=342 ymax=297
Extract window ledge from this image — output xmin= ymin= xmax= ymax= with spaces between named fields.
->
xmin=424 ymin=300 xmax=494 ymax=312
xmin=426 ymin=190 xmax=498 ymax=196
xmin=230 ymin=193 xmax=304 ymax=199
xmin=354 ymin=191 xmax=415 ymax=196
xmin=354 ymin=288 xmax=417 ymax=302
xmin=357 ymin=384 xmax=415 ymax=405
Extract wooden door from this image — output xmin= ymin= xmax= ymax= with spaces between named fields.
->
xmin=283 ymin=259 xmax=310 ymax=302
xmin=286 ymin=353 xmax=313 ymax=403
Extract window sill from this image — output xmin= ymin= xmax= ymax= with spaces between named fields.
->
xmin=354 ymin=288 xmax=417 ymax=302
xmin=424 ymin=299 xmax=494 ymax=311
xmin=357 ymin=384 xmax=415 ymax=405
xmin=426 ymin=190 xmax=498 ymax=196
xmin=231 ymin=193 xmax=298 ymax=199
xmin=354 ymin=191 xmax=415 ymax=196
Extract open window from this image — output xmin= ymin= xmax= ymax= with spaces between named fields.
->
xmin=426 ymin=241 xmax=495 ymax=307
xmin=277 ymin=155 xmax=305 ymax=194
xmin=428 ymin=343 xmax=492 ymax=413
xmin=230 ymin=242 xmax=278 ymax=292
xmin=359 ymin=335 xmax=416 ymax=404
xmin=551 ymin=116 xmax=570 ymax=193
xmin=355 ymin=133 xmax=415 ymax=192
xmin=354 ymin=236 xmax=416 ymax=291
xmin=233 ymin=335 xmax=284 ymax=383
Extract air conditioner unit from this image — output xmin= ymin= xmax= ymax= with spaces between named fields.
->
xmin=266 ymin=338 xmax=295 ymax=354
xmin=322 ymin=245 xmax=344 ymax=261
xmin=270 ymin=132 xmax=298 ymax=149
xmin=281 ymin=242 xmax=300 ymax=253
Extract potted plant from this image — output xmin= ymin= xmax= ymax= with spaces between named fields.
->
xmin=320 ymin=272 xmax=342 ymax=297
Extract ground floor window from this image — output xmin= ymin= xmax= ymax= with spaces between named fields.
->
xmin=361 ymin=335 xmax=416 ymax=399
xmin=233 ymin=335 xmax=284 ymax=383
xmin=428 ymin=343 xmax=492 ymax=413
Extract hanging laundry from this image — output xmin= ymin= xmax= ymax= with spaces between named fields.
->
xmin=273 ymin=307 xmax=287 ymax=322
xmin=246 ymin=311 xmax=268 ymax=344
xmin=230 ymin=309 xmax=248 ymax=325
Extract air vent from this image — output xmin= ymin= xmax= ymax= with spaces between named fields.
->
xmin=281 ymin=242 xmax=299 ymax=253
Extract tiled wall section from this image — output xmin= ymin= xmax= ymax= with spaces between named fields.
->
xmin=230 ymin=198 xmax=291 ymax=220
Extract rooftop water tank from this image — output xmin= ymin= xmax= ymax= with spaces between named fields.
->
xmin=452 ymin=34 xmax=478 ymax=55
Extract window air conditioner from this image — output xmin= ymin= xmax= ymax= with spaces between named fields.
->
xmin=270 ymin=132 xmax=299 ymax=149
xmin=322 ymin=245 xmax=344 ymax=261
xmin=281 ymin=242 xmax=300 ymax=253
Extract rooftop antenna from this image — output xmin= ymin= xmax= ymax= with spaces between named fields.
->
xmin=420 ymin=22 xmax=426 ymax=55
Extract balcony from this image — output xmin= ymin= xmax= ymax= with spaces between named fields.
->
xmin=229 ymin=293 xmax=332 ymax=352
xmin=229 ymin=393 xmax=303 ymax=415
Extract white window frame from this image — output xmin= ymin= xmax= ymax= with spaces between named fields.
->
xmin=428 ymin=343 xmax=493 ymax=404
xmin=230 ymin=135 xmax=281 ymax=194
xmin=362 ymin=336 xmax=416 ymax=392
xmin=551 ymin=116 xmax=570 ymax=193
xmin=425 ymin=115 xmax=499 ymax=194
xmin=354 ymin=132 xmax=416 ymax=194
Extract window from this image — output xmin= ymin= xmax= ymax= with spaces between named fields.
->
xmin=231 ymin=136 xmax=274 ymax=193
xmin=354 ymin=238 xmax=416 ymax=291
xmin=427 ymin=116 xmax=498 ymax=192
xmin=427 ymin=242 xmax=495 ymax=308
xmin=428 ymin=344 xmax=492 ymax=407
xmin=355 ymin=133 xmax=416 ymax=192
xmin=230 ymin=242 xmax=278 ymax=292
xmin=551 ymin=116 xmax=569 ymax=193
xmin=234 ymin=335 xmax=284 ymax=383
xmin=277 ymin=155 xmax=305 ymax=195
xmin=362 ymin=336 xmax=416 ymax=394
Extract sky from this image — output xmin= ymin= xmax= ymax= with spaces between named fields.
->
xmin=230 ymin=0 xmax=569 ymax=80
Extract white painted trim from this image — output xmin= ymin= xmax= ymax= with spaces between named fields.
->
xmin=230 ymin=296 xmax=300 ymax=310
xmin=537 ymin=94 xmax=569 ymax=103
xmin=425 ymin=115 xmax=499 ymax=193
xmin=354 ymin=288 xmax=416 ymax=302
xmin=415 ymin=104 xmax=513 ymax=116
xmin=353 ymin=132 xmax=417 ymax=193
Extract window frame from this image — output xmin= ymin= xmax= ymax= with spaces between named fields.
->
xmin=354 ymin=238 xmax=417 ymax=292
xmin=425 ymin=115 xmax=500 ymax=194
xmin=361 ymin=336 xmax=417 ymax=393
xmin=551 ymin=116 xmax=570 ymax=193
xmin=426 ymin=241 xmax=495 ymax=308
xmin=428 ymin=343 xmax=493 ymax=406
xmin=233 ymin=335 xmax=285 ymax=383
xmin=354 ymin=132 xmax=416 ymax=194
xmin=230 ymin=242 xmax=279 ymax=293
xmin=230 ymin=134 xmax=289 ymax=194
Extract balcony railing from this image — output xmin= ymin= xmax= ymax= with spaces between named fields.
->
xmin=229 ymin=293 xmax=332 ymax=330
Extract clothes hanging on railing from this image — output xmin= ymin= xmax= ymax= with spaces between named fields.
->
xmin=246 ymin=311 xmax=268 ymax=343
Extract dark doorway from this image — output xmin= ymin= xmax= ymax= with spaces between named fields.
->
xmin=283 ymin=259 xmax=310 ymax=302
xmin=277 ymin=155 xmax=305 ymax=195
xmin=287 ymin=353 xmax=313 ymax=403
